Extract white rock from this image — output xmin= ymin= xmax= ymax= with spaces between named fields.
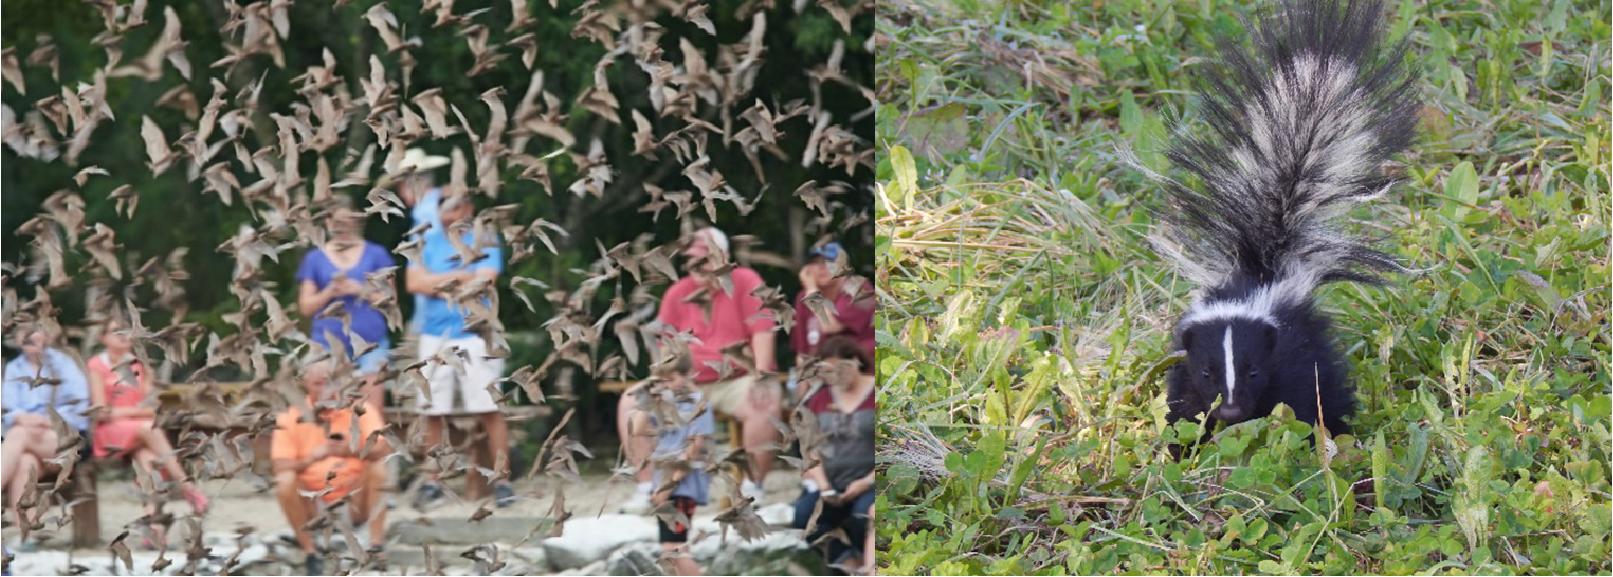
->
xmin=0 ymin=548 xmax=277 ymax=577
xmin=5 ymin=551 xmax=76 ymax=577
xmin=539 ymin=514 xmax=659 ymax=571
xmin=706 ymin=530 xmax=825 ymax=576
xmin=556 ymin=558 xmax=611 ymax=576
xmin=605 ymin=544 xmax=664 ymax=576
xmin=690 ymin=529 xmax=805 ymax=560
xmin=508 ymin=546 xmax=547 ymax=569
xmin=757 ymin=502 xmax=798 ymax=526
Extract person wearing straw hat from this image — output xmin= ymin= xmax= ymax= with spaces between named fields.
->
xmin=405 ymin=192 xmax=514 ymax=510
xmin=379 ymin=148 xmax=449 ymax=510
xmin=387 ymin=149 xmax=452 ymax=343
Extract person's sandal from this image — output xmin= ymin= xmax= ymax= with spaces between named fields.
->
xmin=183 ymin=487 xmax=210 ymax=515
xmin=365 ymin=545 xmax=387 ymax=571
xmin=304 ymin=553 xmax=325 ymax=576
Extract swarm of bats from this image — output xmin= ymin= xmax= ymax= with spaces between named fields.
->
xmin=1 ymin=0 xmax=872 ymax=573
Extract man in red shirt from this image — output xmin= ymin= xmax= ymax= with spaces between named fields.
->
xmin=621 ymin=227 xmax=780 ymax=511
xmin=791 ymin=241 xmax=875 ymax=397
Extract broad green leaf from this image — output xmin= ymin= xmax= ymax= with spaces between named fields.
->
xmin=984 ymin=385 xmax=1008 ymax=424
xmin=903 ymin=102 xmax=970 ymax=160
xmin=1119 ymin=90 xmax=1143 ymax=136
xmin=890 ymin=145 xmax=918 ymax=211
xmin=963 ymin=448 xmax=988 ymax=477
xmin=1444 ymin=161 xmax=1479 ymax=220
xmin=940 ymin=290 xmax=977 ymax=341
xmin=980 ymin=431 xmax=1006 ymax=479
xmin=1246 ymin=518 xmax=1268 ymax=544
xmin=1581 ymin=79 xmax=1604 ymax=117
xmin=1544 ymin=0 xmax=1570 ymax=33
xmin=1373 ymin=431 xmax=1389 ymax=511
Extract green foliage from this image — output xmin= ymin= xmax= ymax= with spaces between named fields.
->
xmin=875 ymin=0 xmax=1610 ymax=573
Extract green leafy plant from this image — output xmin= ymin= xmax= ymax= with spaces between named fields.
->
xmin=874 ymin=0 xmax=1610 ymax=573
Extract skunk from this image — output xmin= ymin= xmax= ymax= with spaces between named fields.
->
xmin=1129 ymin=0 xmax=1420 ymax=444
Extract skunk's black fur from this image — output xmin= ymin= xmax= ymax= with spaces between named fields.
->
xmin=1132 ymin=0 xmax=1420 ymax=445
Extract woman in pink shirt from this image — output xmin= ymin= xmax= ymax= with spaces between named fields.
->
xmin=86 ymin=317 xmax=209 ymax=546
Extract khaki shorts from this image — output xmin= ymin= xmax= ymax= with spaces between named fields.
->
xmin=700 ymin=374 xmax=782 ymax=417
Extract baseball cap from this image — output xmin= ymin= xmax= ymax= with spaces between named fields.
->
xmin=808 ymin=242 xmax=843 ymax=260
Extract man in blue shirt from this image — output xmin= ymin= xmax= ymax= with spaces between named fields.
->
xmin=387 ymin=148 xmax=449 ymax=509
xmin=408 ymin=185 xmax=441 ymax=335
xmin=404 ymin=192 xmax=514 ymax=509
xmin=2 ymin=325 xmax=90 ymax=521
xmin=393 ymin=148 xmax=450 ymax=341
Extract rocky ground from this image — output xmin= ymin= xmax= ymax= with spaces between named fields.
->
xmin=4 ymin=467 xmax=830 ymax=576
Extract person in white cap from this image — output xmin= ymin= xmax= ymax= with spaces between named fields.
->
xmin=390 ymin=148 xmax=452 ymax=342
xmin=619 ymin=226 xmax=782 ymax=513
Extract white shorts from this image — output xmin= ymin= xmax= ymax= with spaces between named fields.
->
xmin=416 ymin=334 xmax=505 ymax=415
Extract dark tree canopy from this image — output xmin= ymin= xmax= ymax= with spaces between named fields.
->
xmin=0 ymin=0 xmax=874 ymax=390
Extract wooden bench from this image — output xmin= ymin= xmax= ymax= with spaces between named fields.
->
xmin=382 ymin=404 xmax=550 ymax=500
xmin=157 ymin=381 xmax=275 ymax=476
xmin=27 ymin=381 xmax=262 ymax=548
xmin=155 ymin=381 xmax=252 ymax=407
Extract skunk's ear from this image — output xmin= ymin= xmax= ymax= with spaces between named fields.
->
xmin=1180 ymin=328 xmax=1195 ymax=352
xmin=1260 ymin=324 xmax=1278 ymax=353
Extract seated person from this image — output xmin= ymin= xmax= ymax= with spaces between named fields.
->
xmin=273 ymin=357 xmax=389 ymax=576
xmin=626 ymin=354 xmax=714 ymax=576
xmin=2 ymin=325 xmax=91 ymax=538
xmin=87 ymin=317 xmax=209 ymax=547
xmin=645 ymin=226 xmax=781 ymax=506
xmin=792 ymin=241 xmax=876 ymax=399
xmin=792 ymin=335 xmax=876 ymax=575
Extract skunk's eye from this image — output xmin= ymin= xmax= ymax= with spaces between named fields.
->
xmin=1248 ymin=368 xmax=1258 ymax=378
xmin=1201 ymin=369 xmax=1211 ymax=379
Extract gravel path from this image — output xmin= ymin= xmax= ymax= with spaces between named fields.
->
xmin=6 ymin=467 xmax=809 ymax=575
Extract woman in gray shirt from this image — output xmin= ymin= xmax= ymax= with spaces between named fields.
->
xmin=796 ymin=335 xmax=875 ymax=574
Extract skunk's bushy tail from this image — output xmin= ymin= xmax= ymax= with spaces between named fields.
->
xmin=1140 ymin=0 xmax=1420 ymax=297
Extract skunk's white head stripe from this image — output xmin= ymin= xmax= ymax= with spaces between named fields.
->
xmin=1223 ymin=325 xmax=1236 ymax=402
xmin=1181 ymin=301 xmax=1281 ymax=328
xmin=1181 ymin=274 xmax=1320 ymax=328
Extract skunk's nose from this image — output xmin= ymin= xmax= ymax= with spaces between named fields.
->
xmin=1213 ymin=403 xmax=1247 ymax=423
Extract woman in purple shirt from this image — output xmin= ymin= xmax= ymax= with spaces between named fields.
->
xmin=296 ymin=196 xmax=394 ymax=411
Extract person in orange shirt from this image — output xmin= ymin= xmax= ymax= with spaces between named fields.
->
xmin=272 ymin=358 xmax=390 ymax=576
